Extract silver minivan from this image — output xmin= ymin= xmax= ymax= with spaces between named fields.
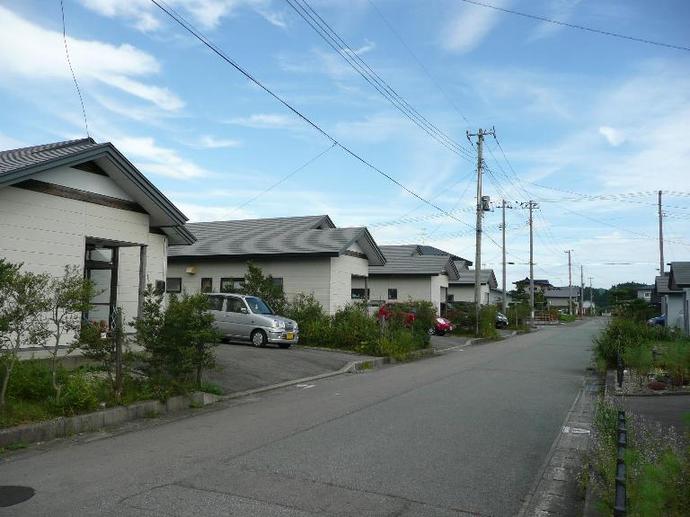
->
xmin=207 ymin=293 xmax=299 ymax=348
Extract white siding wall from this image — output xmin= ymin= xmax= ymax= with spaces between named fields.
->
xmin=166 ymin=257 xmax=334 ymax=313
xmin=33 ymin=166 xmax=134 ymax=200
xmin=448 ymin=284 xmax=490 ymax=304
xmin=330 ymin=254 xmax=369 ymax=313
xmin=0 ymin=185 xmax=167 ymax=336
xmin=367 ymin=275 xmax=446 ymax=314
xmin=664 ymin=294 xmax=685 ymax=330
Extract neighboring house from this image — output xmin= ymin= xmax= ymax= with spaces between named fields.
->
xmin=668 ymin=263 xmax=690 ymax=335
xmin=447 ymin=268 xmax=498 ymax=306
xmin=415 ymin=245 xmax=472 ymax=269
xmin=636 ymin=284 xmax=654 ymax=301
xmin=514 ymin=277 xmax=553 ymax=293
xmin=0 ymin=138 xmax=194 ymax=333
xmin=654 ymin=274 xmax=684 ymax=330
xmin=363 ymin=245 xmax=460 ymax=314
xmin=167 ymin=215 xmax=385 ymax=315
xmin=544 ymin=287 xmax=582 ymax=311
xmin=490 ymin=288 xmax=512 ymax=307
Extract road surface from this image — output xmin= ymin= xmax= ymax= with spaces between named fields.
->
xmin=0 ymin=320 xmax=601 ymax=516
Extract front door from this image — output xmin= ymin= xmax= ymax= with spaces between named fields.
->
xmin=84 ymin=244 xmax=118 ymax=326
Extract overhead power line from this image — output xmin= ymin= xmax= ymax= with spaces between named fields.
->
xmin=284 ymin=0 xmax=475 ymax=162
xmin=458 ymin=0 xmax=690 ymax=53
xmin=149 ymin=0 xmax=475 ymax=230
xmin=60 ymin=0 xmax=89 ymax=138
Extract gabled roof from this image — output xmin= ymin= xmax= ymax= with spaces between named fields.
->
xmin=669 ymin=262 xmax=690 ymax=289
xmin=636 ymin=285 xmax=654 ymax=291
xmin=545 ymin=287 xmax=582 ymax=298
xmin=168 ymin=216 xmax=385 ymax=265
xmin=654 ymin=274 xmax=680 ymax=295
xmin=416 ymin=244 xmax=472 ymax=265
xmin=514 ymin=277 xmax=552 ymax=286
xmin=0 ymin=138 xmax=194 ymax=245
xmin=451 ymin=269 xmax=497 ymax=288
xmin=369 ymin=245 xmax=459 ymax=279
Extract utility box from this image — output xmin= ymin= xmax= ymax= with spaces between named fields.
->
xmin=481 ymin=195 xmax=491 ymax=211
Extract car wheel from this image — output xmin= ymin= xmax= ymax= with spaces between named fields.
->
xmin=251 ymin=330 xmax=267 ymax=348
xmin=279 ymin=343 xmax=291 ymax=349
xmin=437 ymin=331 xmax=446 ymax=336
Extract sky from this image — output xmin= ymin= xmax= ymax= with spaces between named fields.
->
xmin=1 ymin=0 xmax=689 ymax=289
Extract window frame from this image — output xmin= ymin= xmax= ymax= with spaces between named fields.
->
xmin=200 ymin=277 xmax=213 ymax=293
xmin=388 ymin=288 xmax=398 ymax=300
xmin=166 ymin=277 xmax=182 ymax=293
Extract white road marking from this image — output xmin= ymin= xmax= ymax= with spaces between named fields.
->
xmin=562 ymin=426 xmax=590 ymax=434
xmin=296 ymin=384 xmax=315 ymax=389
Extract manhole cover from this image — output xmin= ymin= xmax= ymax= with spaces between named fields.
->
xmin=0 ymin=486 xmax=35 ymax=507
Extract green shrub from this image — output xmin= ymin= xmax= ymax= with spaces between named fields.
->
xmin=593 ymin=318 xmax=674 ymax=367
xmin=284 ymin=293 xmax=331 ymax=346
xmin=199 ymin=382 xmax=223 ymax=396
xmin=58 ymin=371 xmax=99 ymax=415
xmin=623 ymin=342 xmax=654 ymax=384
xmin=5 ymin=359 xmax=64 ymax=402
xmin=376 ymin=327 xmax=417 ymax=361
xmin=658 ymin=340 xmax=690 ymax=386
xmin=330 ymin=303 xmax=379 ymax=352
xmin=446 ymin=302 xmax=476 ymax=332
xmin=559 ymin=313 xmax=577 ymax=322
xmin=479 ymin=305 xmax=498 ymax=338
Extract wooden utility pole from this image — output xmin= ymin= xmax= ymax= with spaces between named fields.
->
xmin=658 ymin=190 xmax=664 ymax=274
xmin=589 ymin=276 xmax=594 ymax=316
xmin=467 ymin=127 xmax=495 ymax=336
xmin=529 ymin=201 xmax=535 ymax=321
xmin=580 ymin=264 xmax=584 ymax=318
xmin=501 ymin=199 xmax=507 ymax=315
xmin=565 ymin=249 xmax=573 ymax=315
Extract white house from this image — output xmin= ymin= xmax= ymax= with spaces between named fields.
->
xmin=654 ymin=274 xmax=684 ymax=330
xmin=363 ymin=245 xmax=460 ymax=314
xmin=668 ymin=263 xmax=690 ymax=335
xmin=544 ymin=286 xmax=582 ymax=312
xmin=636 ymin=284 xmax=654 ymax=301
xmin=167 ymin=215 xmax=385 ymax=315
xmin=447 ymin=268 xmax=498 ymax=306
xmin=0 ymin=138 xmax=194 ymax=330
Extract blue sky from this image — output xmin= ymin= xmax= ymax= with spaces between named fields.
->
xmin=1 ymin=0 xmax=689 ymax=288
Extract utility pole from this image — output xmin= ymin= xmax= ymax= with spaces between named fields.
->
xmin=658 ymin=190 xmax=664 ymax=275
xmin=467 ymin=127 xmax=495 ymax=336
xmin=501 ymin=199 xmax=507 ymax=315
xmin=580 ymin=264 xmax=584 ymax=318
xmin=589 ymin=276 xmax=594 ymax=316
xmin=528 ymin=201 xmax=536 ymax=322
xmin=565 ymin=249 xmax=573 ymax=316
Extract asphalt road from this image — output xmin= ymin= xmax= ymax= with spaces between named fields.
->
xmin=0 ymin=320 xmax=601 ymax=516
xmin=206 ymin=344 xmax=364 ymax=394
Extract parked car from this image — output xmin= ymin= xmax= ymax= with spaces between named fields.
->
xmin=207 ymin=293 xmax=298 ymax=348
xmin=495 ymin=312 xmax=509 ymax=329
xmin=431 ymin=317 xmax=454 ymax=336
xmin=647 ymin=315 xmax=666 ymax=327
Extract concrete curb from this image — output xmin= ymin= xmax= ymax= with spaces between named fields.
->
xmin=0 ymin=391 xmax=221 ymax=449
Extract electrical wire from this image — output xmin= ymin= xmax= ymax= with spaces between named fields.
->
xmin=149 ymin=0 xmax=475 ymax=231
xmin=458 ymin=0 xmax=690 ymax=53
xmin=60 ymin=0 xmax=89 ymax=138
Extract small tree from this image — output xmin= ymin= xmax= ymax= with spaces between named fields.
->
xmin=43 ymin=265 xmax=95 ymax=402
xmin=0 ymin=263 xmax=51 ymax=407
xmin=240 ymin=262 xmax=287 ymax=314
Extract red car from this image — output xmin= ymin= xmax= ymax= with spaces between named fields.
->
xmin=377 ymin=304 xmax=454 ymax=336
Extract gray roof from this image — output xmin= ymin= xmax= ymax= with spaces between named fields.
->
xmin=637 ymin=285 xmax=654 ymax=291
xmin=669 ymin=262 xmax=690 ymax=288
xmin=369 ymin=245 xmax=459 ymax=279
xmin=545 ymin=287 xmax=582 ymax=298
xmin=0 ymin=138 xmax=194 ymax=245
xmin=451 ymin=269 xmax=497 ymax=288
xmin=168 ymin=216 xmax=385 ymax=265
xmin=514 ymin=277 xmax=552 ymax=286
xmin=416 ymin=244 xmax=472 ymax=265
xmin=654 ymin=274 xmax=679 ymax=294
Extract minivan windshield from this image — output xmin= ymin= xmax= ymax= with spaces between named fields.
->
xmin=245 ymin=296 xmax=273 ymax=315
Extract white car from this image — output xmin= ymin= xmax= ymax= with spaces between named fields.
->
xmin=207 ymin=293 xmax=299 ymax=348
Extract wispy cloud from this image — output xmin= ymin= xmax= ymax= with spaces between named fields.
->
xmin=78 ymin=0 xmax=287 ymax=32
xmin=0 ymin=6 xmax=183 ymax=112
xmin=225 ymin=113 xmax=299 ymax=129
xmin=113 ymin=136 xmax=212 ymax=179
xmin=440 ymin=0 xmax=508 ymax=53
xmin=528 ymin=0 xmax=583 ymax=41
xmin=194 ymin=135 xmax=242 ymax=149
xmin=598 ymin=126 xmax=625 ymax=146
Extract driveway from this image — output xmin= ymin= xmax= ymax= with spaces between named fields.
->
xmin=205 ymin=343 xmax=370 ymax=394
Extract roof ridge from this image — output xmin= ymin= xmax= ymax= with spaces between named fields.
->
xmin=0 ymin=137 xmax=95 ymax=155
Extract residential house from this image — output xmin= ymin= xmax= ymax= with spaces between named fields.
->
xmin=447 ymin=268 xmax=498 ymax=306
xmin=363 ymin=245 xmax=460 ymax=314
xmin=544 ymin=286 xmax=582 ymax=312
xmin=654 ymin=273 xmax=684 ymax=330
xmin=636 ymin=284 xmax=654 ymax=302
xmin=513 ymin=277 xmax=553 ymax=294
xmin=167 ymin=215 xmax=385 ymax=315
xmin=668 ymin=263 xmax=690 ymax=335
xmin=0 ymin=138 xmax=194 ymax=332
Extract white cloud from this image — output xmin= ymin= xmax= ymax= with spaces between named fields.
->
xmin=113 ymin=136 xmax=211 ymax=179
xmin=441 ymin=0 xmax=508 ymax=53
xmin=173 ymin=203 xmax=254 ymax=222
xmin=0 ymin=6 xmax=183 ymax=111
xmin=78 ymin=0 xmax=287 ymax=31
xmin=196 ymin=135 xmax=242 ymax=149
xmin=0 ymin=133 xmax=26 ymax=151
xmin=529 ymin=0 xmax=583 ymax=41
xmin=598 ymin=126 xmax=625 ymax=146
xmin=225 ymin=113 xmax=298 ymax=129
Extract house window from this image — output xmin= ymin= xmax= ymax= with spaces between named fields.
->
xmin=220 ymin=278 xmax=235 ymax=293
xmin=447 ymin=294 xmax=454 ymax=302
xmin=166 ymin=278 xmax=181 ymax=293
xmin=388 ymin=288 xmax=398 ymax=300
xmin=270 ymin=277 xmax=284 ymax=289
xmin=351 ymin=288 xmax=369 ymax=300
xmin=201 ymin=278 xmax=213 ymax=293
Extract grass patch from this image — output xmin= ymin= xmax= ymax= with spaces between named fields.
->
xmin=199 ymin=382 xmax=223 ymax=396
